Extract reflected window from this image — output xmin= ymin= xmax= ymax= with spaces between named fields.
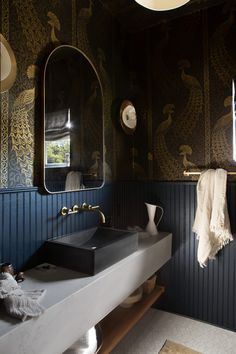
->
xmin=45 ymin=108 xmax=71 ymax=168
xmin=45 ymin=136 xmax=70 ymax=167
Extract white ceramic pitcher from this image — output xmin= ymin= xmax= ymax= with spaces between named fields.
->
xmin=145 ymin=202 xmax=164 ymax=236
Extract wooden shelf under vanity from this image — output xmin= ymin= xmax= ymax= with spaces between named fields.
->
xmin=98 ymin=286 xmax=165 ymax=354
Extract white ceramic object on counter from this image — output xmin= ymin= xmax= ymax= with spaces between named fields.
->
xmin=145 ymin=203 xmax=164 ymax=236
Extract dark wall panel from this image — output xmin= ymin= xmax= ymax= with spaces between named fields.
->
xmin=112 ymin=181 xmax=236 ymax=331
xmin=0 ymin=180 xmax=235 ymax=331
xmin=0 ymin=184 xmax=112 ymax=270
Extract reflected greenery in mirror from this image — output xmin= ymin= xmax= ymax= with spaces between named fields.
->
xmin=44 ymin=45 xmax=104 ymax=193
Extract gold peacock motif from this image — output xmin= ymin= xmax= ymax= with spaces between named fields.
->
xmin=13 ymin=0 xmax=47 ymax=57
xmin=179 ymin=145 xmax=198 ymax=170
xmin=13 ymin=0 xmax=61 ymax=57
xmin=9 ymin=65 xmax=38 ymax=186
xmin=210 ymin=10 xmax=236 ymax=87
xmin=77 ymin=0 xmax=94 ymax=60
xmin=179 ymin=145 xmax=199 ymax=180
xmin=171 ymin=59 xmax=203 ymax=141
xmin=212 ymin=96 xmax=233 ymax=166
xmin=88 ymin=151 xmax=101 ymax=177
xmin=154 ymin=104 xmax=182 ymax=179
xmin=47 ymin=11 xmax=61 ymax=43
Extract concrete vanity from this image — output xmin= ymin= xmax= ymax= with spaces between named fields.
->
xmin=0 ymin=232 xmax=172 ymax=354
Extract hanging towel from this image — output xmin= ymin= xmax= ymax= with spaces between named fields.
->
xmin=65 ymin=171 xmax=83 ymax=191
xmin=192 ymin=168 xmax=233 ymax=267
xmin=0 ymin=272 xmax=46 ymax=321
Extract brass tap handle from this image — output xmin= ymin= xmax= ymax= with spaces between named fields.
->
xmin=81 ymin=203 xmax=99 ymax=210
xmin=91 ymin=205 xmax=100 ymax=210
xmin=71 ymin=205 xmax=79 ymax=213
xmin=61 ymin=206 xmax=69 ymax=216
xmin=61 ymin=205 xmax=79 ymax=216
xmin=81 ymin=203 xmax=92 ymax=210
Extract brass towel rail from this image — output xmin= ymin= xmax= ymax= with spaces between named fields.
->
xmin=183 ymin=170 xmax=236 ymax=176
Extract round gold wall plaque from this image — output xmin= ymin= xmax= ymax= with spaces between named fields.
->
xmin=120 ymin=100 xmax=137 ymax=135
xmin=0 ymin=34 xmax=17 ymax=93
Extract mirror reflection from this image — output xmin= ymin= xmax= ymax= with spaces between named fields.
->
xmin=44 ymin=45 xmax=104 ymax=193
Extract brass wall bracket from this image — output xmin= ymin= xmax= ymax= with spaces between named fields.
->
xmin=60 ymin=205 xmax=79 ymax=216
xmin=183 ymin=170 xmax=236 ymax=176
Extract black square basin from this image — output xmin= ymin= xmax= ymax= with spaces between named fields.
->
xmin=45 ymin=227 xmax=139 ymax=275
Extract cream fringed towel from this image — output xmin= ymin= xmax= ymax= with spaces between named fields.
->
xmin=192 ymin=169 xmax=233 ymax=267
xmin=0 ymin=272 xmax=46 ymax=321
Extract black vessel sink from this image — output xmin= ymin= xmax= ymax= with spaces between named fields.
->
xmin=45 ymin=227 xmax=139 ymax=275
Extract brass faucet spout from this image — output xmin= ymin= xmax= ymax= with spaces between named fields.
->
xmin=79 ymin=203 xmax=106 ymax=224
xmin=97 ymin=209 xmax=106 ymax=224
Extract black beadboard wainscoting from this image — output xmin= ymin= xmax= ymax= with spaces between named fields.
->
xmin=112 ymin=181 xmax=236 ymax=332
xmin=1 ymin=181 xmax=235 ymax=331
xmin=0 ymin=184 xmax=112 ymax=271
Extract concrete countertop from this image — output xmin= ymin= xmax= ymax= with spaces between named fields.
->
xmin=0 ymin=232 xmax=172 ymax=354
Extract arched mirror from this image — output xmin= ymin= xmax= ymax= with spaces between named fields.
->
xmin=43 ymin=45 xmax=104 ymax=193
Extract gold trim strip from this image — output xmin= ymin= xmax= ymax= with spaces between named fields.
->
xmin=0 ymin=92 xmax=9 ymax=187
xmin=1 ymin=0 xmax=9 ymax=187
xmin=184 ymin=170 xmax=236 ymax=176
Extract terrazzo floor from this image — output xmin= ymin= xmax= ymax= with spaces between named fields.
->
xmin=111 ymin=309 xmax=236 ymax=354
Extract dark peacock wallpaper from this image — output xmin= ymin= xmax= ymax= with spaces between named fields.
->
xmin=1 ymin=0 xmax=236 ymax=187
xmin=0 ymin=0 xmax=129 ymax=188
xmin=148 ymin=3 xmax=236 ymax=180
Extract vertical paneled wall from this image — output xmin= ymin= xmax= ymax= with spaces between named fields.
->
xmin=0 ymin=184 xmax=112 ymax=270
xmin=113 ymin=180 xmax=236 ymax=331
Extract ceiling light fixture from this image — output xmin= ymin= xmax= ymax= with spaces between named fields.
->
xmin=134 ymin=0 xmax=190 ymax=11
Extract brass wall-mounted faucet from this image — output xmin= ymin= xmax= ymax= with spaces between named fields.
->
xmin=60 ymin=202 xmax=106 ymax=224
xmin=79 ymin=202 xmax=106 ymax=224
